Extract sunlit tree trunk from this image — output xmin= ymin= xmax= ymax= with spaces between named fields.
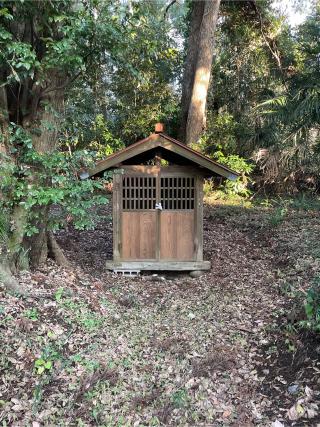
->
xmin=178 ymin=1 xmax=205 ymax=143
xmin=180 ymin=0 xmax=221 ymax=146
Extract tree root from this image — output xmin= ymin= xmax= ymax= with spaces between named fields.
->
xmin=0 ymin=262 xmax=27 ymax=295
xmin=0 ymin=231 xmax=69 ymax=294
xmin=47 ymin=232 xmax=70 ymax=267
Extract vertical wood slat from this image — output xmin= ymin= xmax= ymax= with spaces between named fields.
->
xmin=194 ymin=176 xmax=203 ymax=261
xmin=182 ymin=177 xmax=185 ymax=209
xmin=113 ymin=173 xmax=122 ymax=261
xmin=160 ymin=212 xmax=194 ymax=260
xmin=155 ymin=168 xmax=161 ymax=260
xmin=149 ymin=177 xmax=151 ymax=209
xmin=126 ymin=176 xmax=128 ymax=210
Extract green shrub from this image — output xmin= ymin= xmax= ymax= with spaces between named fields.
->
xmin=212 ymin=152 xmax=254 ymax=198
xmin=193 ymin=112 xmax=254 ymax=199
xmin=202 ymin=153 xmax=254 ymax=200
xmin=289 ymin=194 xmax=320 ymax=211
xmin=301 ymin=277 xmax=320 ymax=332
xmin=268 ymin=205 xmax=288 ymax=227
xmin=83 ymin=114 xmax=124 ymax=158
xmin=0 ymin=124 xmax=109 ymax=235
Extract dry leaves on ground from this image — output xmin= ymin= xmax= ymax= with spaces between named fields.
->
xmin=0 ymin=202 xmax=319 ymax=426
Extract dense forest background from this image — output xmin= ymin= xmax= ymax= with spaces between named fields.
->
xmin=64 ymin=0 xmax=320 ymax=195
xmin=0 ymin=0 xmax=319 ymax=281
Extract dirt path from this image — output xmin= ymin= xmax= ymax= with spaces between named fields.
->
xmin=0 ymin=203 xmax=319 ymax=426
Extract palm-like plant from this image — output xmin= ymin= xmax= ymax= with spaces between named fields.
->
xmin=255 ymin=10 xmax=320 ymax=190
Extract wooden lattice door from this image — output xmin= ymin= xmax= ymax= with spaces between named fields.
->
xmin=159 ymin=175 xmax=195 ymax=260
xmin=118 ymin=167 xmax=197 ymax=262
xmin=121 ymin=174 xmax=158 ymax=260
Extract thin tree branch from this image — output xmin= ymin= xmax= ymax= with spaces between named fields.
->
xmin=164 ymin=0 xmax=177 ymax=19
xmin=41 ymin=48 xmax=98 ymax=95
xmin=251 ymin=0 xmax=289 ymax=90
xmin=41 ymin=69 xmax=84 ymax=95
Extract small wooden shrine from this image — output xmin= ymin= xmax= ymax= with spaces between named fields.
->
xmin=88 ymin=124 xmax=238 ymax=272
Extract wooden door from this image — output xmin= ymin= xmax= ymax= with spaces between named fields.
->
xmin=159 ymin=175 xmax=195 ymax=260
xmin=118 ymin=167 xmax=197 ymax=262
xmin=121 ymin=173 xmax=158 ymax=260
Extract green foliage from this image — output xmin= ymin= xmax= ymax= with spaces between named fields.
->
xmin=209 ymin=1 xmax=281 ymax=158
xmin=171 ymin=388 xmax=189 ymax=409
xmin=259 ymin=194 xmax=320 ymax=214
xmin=196 ymin=112 xmax=254 ymax=199
xmin=58 ymin=295 xmax=104 ymax=331
xmin=288 ymin=194 xmax=320 ymax=211
xmin=255 ymin=9 xmax=320 ymax=190
xmin=0 ymin=124 xmax=108 ymax=235
xmin=213 ymin=151 xmax=254 ymax=198
xmin=301 ymin=277 xmax=320 ymax=332
xmin=24 ymin=308 xmax=39 ymax=321
xmin=34 ymin=358 xmax=53 ymax=375
xmin=62 ymin=0 xmax=184 ymax=147
xmin=54 ymin=287 xmax=64 ymax=302
xmin=205 ymin=2 xmax=320 ymax=193
xmin=0 ymin=210 xmax=9 ymax=245
xmin=64 ymin=114 xmax=124 ymax=157
xmin=268 ymin=205 xmax=288 ymax=227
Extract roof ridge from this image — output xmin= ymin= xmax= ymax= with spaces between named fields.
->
xmin=158 ymin=133 xmax=236 ymax=175
xmin=88 ymin=132 xmax=238 ymax=179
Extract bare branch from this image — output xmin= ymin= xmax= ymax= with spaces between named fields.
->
xmin=251 ymin=0 xmax=289 ymax=90
xmin=41 ymin=69 xmax=84 ymax=95
xmin=164 ymin=0 xmax=177 ymax=19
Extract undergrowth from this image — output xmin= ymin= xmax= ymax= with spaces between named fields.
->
xmin=300 ymin=277 xmax=320 ymax=332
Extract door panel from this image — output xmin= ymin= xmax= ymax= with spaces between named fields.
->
xmin=159 ymin=175 xmax=195 ymax=260
xmin=119 ymin=170 xmax=196 ymax=261
xmin=160 ymin=211 xmax=194 ymax=260
xmin=121 ymin=212 xmax=157 ymax=260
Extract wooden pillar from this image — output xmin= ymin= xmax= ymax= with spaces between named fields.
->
xmin=194 ymin=176 xmax=204 ymax=261
xmin=156 ymin=166 xmax=161 ymax=261
xmin=113 ymin=173 xmax=122 ymax=261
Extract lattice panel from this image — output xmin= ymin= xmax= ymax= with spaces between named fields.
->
xmin=161 ymin=177 xmax=195 ymax=210
xmin=122 ymin=176 xmax=156 ymax=210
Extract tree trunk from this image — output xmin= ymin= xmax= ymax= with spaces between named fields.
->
xmin=0 ymin=83 xmax=28 ymax=291
xmin=24 ymin=71 xmax=68 ymax=269
xmin=27 ymin=206 xmax=50 ymax=269
xmin=8 ymin=204 xmax=29 ymax=273
xmin=178 ymin=1 xmax=205 ymax=143
xmin=0 ymin=262 xmax=23 ymax=294
xmin=2 ymin=69 xmax=69 ymax=273
xmin=182 ymin=0 xmax=221 ymax=146
xmin=1 ymin=9 xmax=71 ymax=285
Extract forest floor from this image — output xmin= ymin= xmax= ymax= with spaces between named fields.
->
xmin=1 ymin=199 xmax=320 ymax=426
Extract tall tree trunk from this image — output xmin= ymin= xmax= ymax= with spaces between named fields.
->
xmin=1 ymin=5 xmax=72 ymax=285
xmin=180 ymin=0 xmax=221 ymax=146
xmin=0 ymin=85 xmax=28 ymax=291
xmin=24 ymin=71 xmax=69 ymax=268
xmin=178 ymin=1 xmax=205 ymax=143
